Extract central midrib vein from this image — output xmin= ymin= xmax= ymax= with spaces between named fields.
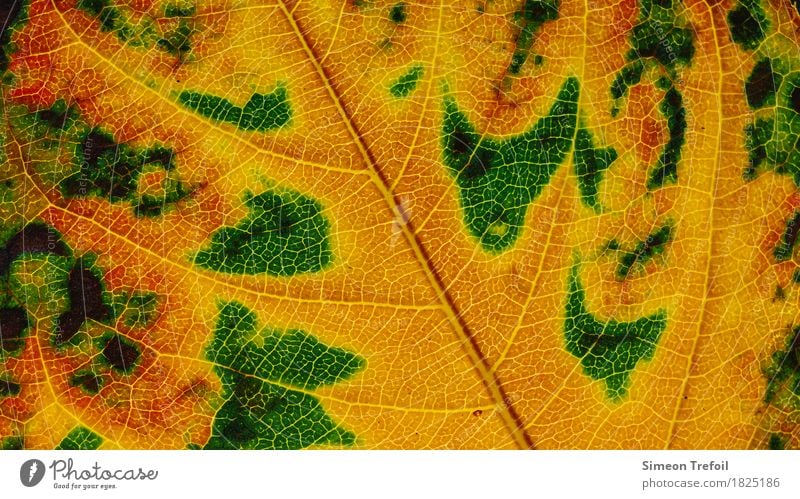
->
xmin=273 ymin=0 xmax=535 ymax=449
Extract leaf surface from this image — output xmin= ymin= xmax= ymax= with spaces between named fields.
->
xmin=1 ymin=0 xmax=800 ymax=449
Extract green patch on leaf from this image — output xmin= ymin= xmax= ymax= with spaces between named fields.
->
xmin=610 ymin=60 xmax=644 ymax=102
xmin=112 ymin=291 xmax=159 ymax=328
xmin=77 ymin=0 xmax=196 ymax=57
xmin=194 ymin=189 xmax=333 ymax=276
xmin=573 ymin=127 xmax=618 ymax=212
xmin=56 ymin=426 xmax=103 ymax=450
xmin=647 ymin=85 xmax=686 ymax=189
xmin=610 ymin=0 xmax=693 ymax=188
xmin=768 ymin=433 xmax=787 ymax=450
xmin=78 ymin=0 xmax=149 ymax=46
xmin=743 ymin=117 xmax=772 ymax=180
xmin=178 ymin=86 xmax=292 ymax=131
xmin=627 ymin=0 xmax=694 ymax=71
xmin=1 ymin=435 xmax=23 ymax=449
xmin=727 ymin=0 xmax=769 ymax=51
xmin=1 ymin=222 xmax=71 ymax=275
xmin=564 ymin=261 xmax=667 ymax=399
xmin=615 ymin=223 xmax=673 ymax=279
xmin=390 ymin=64 xmax=423 ymax=98
xmin=204 ymin=302 xmax=363 ymax=449
xmin=441 ymin=77 xmax=578 ymax=252
xmin=507 ymin=0 xmax=559 ymax=75
xmin=157 ymin=21 xmax=193 ymax=58
xmin=764 ymin=326 xmax=800 ymax=410
xmin=8 ymin=253 xmax=72 ymax=318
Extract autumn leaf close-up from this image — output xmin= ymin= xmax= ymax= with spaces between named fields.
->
xmin=1 ymin=0 xmax=800 ymax=451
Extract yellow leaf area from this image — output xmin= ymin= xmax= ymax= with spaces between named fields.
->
xmin=1 ymin=0 xmax=799 ymax=450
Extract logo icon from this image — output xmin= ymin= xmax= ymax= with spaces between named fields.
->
xmin=20 ymin=459 xmax=45 ymax=487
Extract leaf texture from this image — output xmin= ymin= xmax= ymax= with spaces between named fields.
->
xmin=1 ymin=0 xmax=800 ymax=449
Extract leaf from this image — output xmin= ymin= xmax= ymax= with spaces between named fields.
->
xmin=2 ymin=0 xmax=800 ymax=450
xmin=56 ymin=426 xmax=103 ymax=450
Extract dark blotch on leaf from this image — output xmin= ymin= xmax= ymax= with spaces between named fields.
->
xmin=62 ymin=128 xmax=184 ymax=216
xmin=745 ymin=59 xmax=781 ymax=109
xmin=0 ymin=0 xmax=25 ymax=72
xmin=70 ymin=371 xmax=102 ymax=394
xmin=0 ymin=0 xmax=24 ymax=39
xmin=0 ymin=307 xmax=29 ymax=354
xmin=101 ymin=334 xmax=141 ymax=373
xmin=1 ymin=222 xmax=69 ymax=274
xmin=67 ymin=260 xmax=110 ymax=323
xmin=81 ymin=128 xmax=117 ymax=167
xmin=774 ymin=211 xmax=800 ymax=262
xmin=64 ymin=129 xmax=142 ymax=202
xmin=727 ymin=0 xmax=769 ymax=51
xmin=461 ymin=148 xmax=494 ymax=180
xmin=450 ymin=128 xmax=473 ymax=157
xmin=389 ymin=2 xmax=406 ymax=23
xmin=0 ymin=377 xmax=21 ymax=397
xmin=36 ymin=105 xmax=73 ymax=130
xmin=791 ymin=85 xmax=800 ymax=115
xmin=54 ymin=309 xmax=85 ymax=345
